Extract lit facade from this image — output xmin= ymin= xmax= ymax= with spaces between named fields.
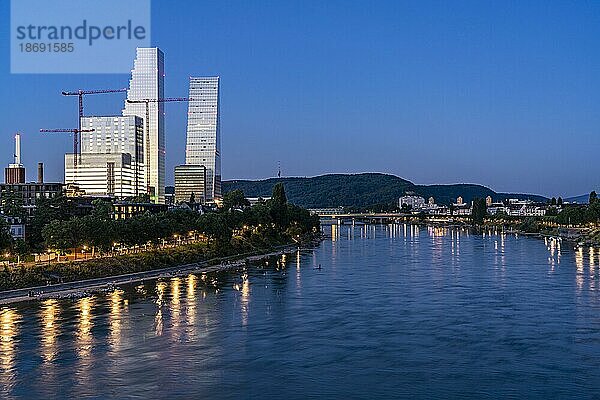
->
xmin=174 ymin=164 xmax=206 ymax=204
xmin=185 ymin=76 xmax=221 ymax=202
xmin=399 ymin=195 xmax=426 ymax=210
xmin=65 ymin=116 xmax=145 ymax=198
xmin=65 ymin=153 xmax=139 ymax=197
xmin=123 ymin=47 xmax=165 ymax=203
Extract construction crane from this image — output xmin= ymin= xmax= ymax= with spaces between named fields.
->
xmin=61 ymin=88 xmax=127 ymax=166
xmin=126 ymin=97 xmax=193 ymax=195
xmin=39 ymin=128 xmax=95 ymax=184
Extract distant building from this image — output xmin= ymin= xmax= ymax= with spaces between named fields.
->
xmin=112 ymin=202 xmax=167 ymax=220
xmin=174 ymin=165 xmax=207 ymax=204
xmin=399 ymin=195 xmax=426 ymax=210
xmin=0 ymin=182 xmax=63 ymax=208
xmin=486 ymin=198 xmax=547 ymax=217
xmin=3 ymin=216 xmax=25 ymax=240
xmin=5 ymin=134 xmax=25 ymax=184
xmin=185 ymin=76 xmax=221 ymax=202
xmin=165 ymin=185 xmax=175 ymax=206
xmin=486 ymin=196 xmax=493 ymax=207
xmin=246 ymin=197 xmax=272 ymax=206
xmin=456 ymin=196 xmax=464 ymax=206
xmin=428 ymin=197 xmax=435 ymax=205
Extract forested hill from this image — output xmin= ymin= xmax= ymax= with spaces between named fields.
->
xmin=222 ymin=173 xmax=547 ymax=208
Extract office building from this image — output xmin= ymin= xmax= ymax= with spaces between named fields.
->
xmin=185 ymin=76 xmax=221 ymax=202
xmin=66 ymin=153 xmax=139 ymax=197
xmin=123 ymin=47 xmax=165 ymax=203
xmin=65 ymin=116 xmax=144 ymax=197
xmin=174 ymin=164 xmax=206 ymax=204
xmin=5 ymin=134 xmax=25 ymax=184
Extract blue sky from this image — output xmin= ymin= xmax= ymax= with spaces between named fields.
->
xmin=1 ymin=0 xmax=599 ymax=197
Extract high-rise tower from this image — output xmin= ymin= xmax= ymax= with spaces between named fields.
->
xmin=123 ymin=47 xmax=165 ymax=203
xmin=184 ymin=76 xmax=221 ymax=202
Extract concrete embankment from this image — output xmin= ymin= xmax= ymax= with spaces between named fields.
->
xmin=0 ymin=245 xmax=305 ymax=306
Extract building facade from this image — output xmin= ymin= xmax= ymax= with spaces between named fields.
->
xmin=66 ymin=153 xmax=140 ymax=198
xmin=123 ymin=47 xmax=165 ymax=203
xmin=399 ymin=195 xmax=426 ymax=210
xmin=174 ymin=164 xmax=206 ymax=204
xmin=65 ymin=116 xmax=145 ymax=198
xmin=185 ymin=76 xmax=221 ymax=202
xmin=0 ymin=183 xmax=63 ymax=207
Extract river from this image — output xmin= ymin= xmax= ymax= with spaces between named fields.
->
xmin=1 ymin=224 xmax=600 ymax=399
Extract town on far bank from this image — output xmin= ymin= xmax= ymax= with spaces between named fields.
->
xmin=311 ymin=191 xmax=600 ymax=246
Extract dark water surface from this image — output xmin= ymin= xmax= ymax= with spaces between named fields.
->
xmin=2 ymin=224 xmax=600 ymax=399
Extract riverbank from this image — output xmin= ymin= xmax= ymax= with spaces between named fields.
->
xmin=0 ymin=233 xmax=322 ymax=301
xmin=0 ymin=242 xmax=316 ymax=305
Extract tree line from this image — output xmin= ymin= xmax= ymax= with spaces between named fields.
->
xmin=1 ymin=183 xmax=319 ymax=257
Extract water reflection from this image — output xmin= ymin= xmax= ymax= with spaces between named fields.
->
xmin=40 ymin=299 xmax=59 ymax=363
xmin=74 ymin=297 xmax=95 ymax=394
xmin=171 ymin=277 xmax=182 ymax=332
xmin=0 ymin=307 xmax=19 ymax=399
xmin=186 ymin=274 xmax=197 ymax=338
xmin=155 ymin=281 xmax=167 ymax=336
xmin=109 ymin=290 xmax=124 ymax=351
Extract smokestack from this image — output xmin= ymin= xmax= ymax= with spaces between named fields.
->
xmin=37 ymin=162 xmax=44 ymax=184
xmin=14 ymin=133 xmax=21 ymax=165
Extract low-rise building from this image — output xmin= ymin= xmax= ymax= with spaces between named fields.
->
xmin=399 ymin=195 xmax=426 ymax=210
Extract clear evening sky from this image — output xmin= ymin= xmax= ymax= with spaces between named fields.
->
xmin=0 ymin=1 xmax=599 ymax=197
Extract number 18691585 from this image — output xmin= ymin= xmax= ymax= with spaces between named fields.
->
xmin=19 ymin=43 xmax=74 ymax=52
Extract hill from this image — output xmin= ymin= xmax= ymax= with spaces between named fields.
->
xmin=222 ymin=173 xmax=547 ymax=209
xmin=564 ymin=194 xmax=590 ymax=204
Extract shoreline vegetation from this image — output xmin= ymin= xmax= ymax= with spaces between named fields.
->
xmin=0 ymin=183 xmax=321 ymax=295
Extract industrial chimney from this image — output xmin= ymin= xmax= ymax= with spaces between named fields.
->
xmin=37 ymin=162 xmax=44 ymax=184
xmin=14 ymin=133 xmax=21 ymax=165
xmin=5 ymin=133 xmax=25 ymax=184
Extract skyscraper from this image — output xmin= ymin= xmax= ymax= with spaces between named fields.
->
xmin=185 ymin=76 xmax=221 ymax=202
xmin=123 ymin=47 xmax=165 ymax=203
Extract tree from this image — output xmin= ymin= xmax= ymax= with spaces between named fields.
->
xmin=272 ymin=183 xmax=287 ymax=205
xmin=551 ymin=197 xmax=557 ymax=206
xmin=269 ymin=183 xmax=289 ymax=228
xmin=557 ymin=197 xmax=563 ymax=207
xmin=91 ymin=199 xmax=113 ymax=220
xmin=0 ymin=189 xmax=26 ymax=219
xmin=0 ymin=218 xmax=13 ymax=252
xmin=590 ymin=191 xmax=597 ymax=205
xmin=471 ymin=198 xmax=487 ymax=225
xmin=223 ymin=190 xmax=249 ymax=211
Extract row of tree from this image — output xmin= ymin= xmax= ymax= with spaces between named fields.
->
xmin=40 ymin=183 xmax=319 ymax=254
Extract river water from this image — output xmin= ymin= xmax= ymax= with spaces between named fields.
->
xmin=1 ymin=224 xmax=600 ymax=399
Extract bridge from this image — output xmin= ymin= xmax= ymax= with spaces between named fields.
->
xmin=314 ymin=211 xmax=470 ymax=225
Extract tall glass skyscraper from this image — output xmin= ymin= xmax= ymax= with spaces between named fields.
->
xmin=185 ymin=76 xmax=221 ymax=201
xmin=123 ymin=47 xmax=165 ymax=203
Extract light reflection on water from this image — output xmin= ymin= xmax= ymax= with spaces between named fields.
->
xmin=2 ymin=225 xmax=600 ymax=399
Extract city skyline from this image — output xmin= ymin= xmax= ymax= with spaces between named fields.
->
xmin=1 ymin=1 xmax=600 ymax=197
